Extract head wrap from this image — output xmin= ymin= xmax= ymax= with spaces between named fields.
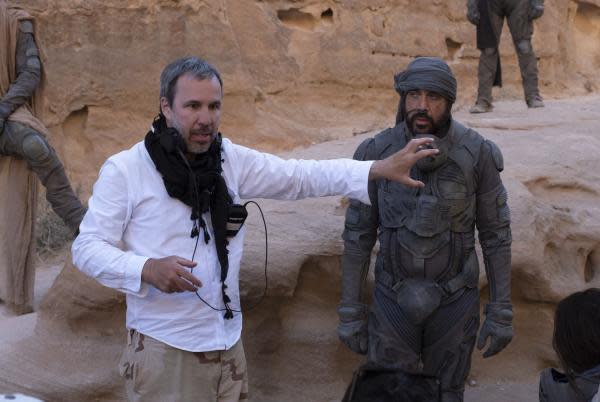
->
xmin=394 ymin=57 xmax=457 ymax=103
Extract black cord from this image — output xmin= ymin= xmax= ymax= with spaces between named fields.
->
xmin=174 ymin=147 xmax=268 ymax=315
xmin=239 ymin=201 xmax=268 ymax=313
xmin=190 ymin=200 xmax=268 ymax=315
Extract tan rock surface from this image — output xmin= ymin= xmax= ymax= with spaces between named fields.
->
xmin=1 ymin=96 xmax=599 ymax=401
xmin=10 ymin=0 xmax=600 ymax=194
xmin=1 ymin=0 xmax=600 ymax=400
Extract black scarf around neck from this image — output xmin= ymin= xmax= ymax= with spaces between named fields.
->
xmin=144 ymin=115 xmax=235 ymax=319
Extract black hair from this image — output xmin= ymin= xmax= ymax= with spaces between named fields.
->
xmin=553 ymin=288 xmax=600 ymax=375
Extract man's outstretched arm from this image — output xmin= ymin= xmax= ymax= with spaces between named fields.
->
xmin=235 ymin=136 xmax=438 ymax=204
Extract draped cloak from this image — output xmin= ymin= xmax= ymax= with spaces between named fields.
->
xmin=0 ymin=3 xmax=48 ymax=314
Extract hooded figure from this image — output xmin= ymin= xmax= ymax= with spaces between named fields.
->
xmin=338 ymin=57 xmax=513 ymax=402
xmin=0 ymin=2 xmax=85 ymax=314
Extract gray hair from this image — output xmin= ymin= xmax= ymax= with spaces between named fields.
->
xmin=159 ymin=56 xmax=223 ymax=106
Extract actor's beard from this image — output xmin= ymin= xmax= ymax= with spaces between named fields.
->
xmin=407 ymin=109 xmax=450 ymax=137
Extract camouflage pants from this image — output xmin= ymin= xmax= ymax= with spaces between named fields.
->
xmin=119 ymin=330 xmax=249 ymax=402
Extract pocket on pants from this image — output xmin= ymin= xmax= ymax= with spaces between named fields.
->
xmin=118 ymin=342 xmax=135 ymax=380
xmin=125 ymin=330 xmax=170 ymax=398
xmin=118 ymin=329 xmax=147 ymax=392
xmin=119 ymin=329 xmax=142 ymax=381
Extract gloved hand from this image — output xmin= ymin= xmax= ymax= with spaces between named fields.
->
xmin=529 ymin=0 xmax=544 ymax=20
xmin=477 ymin=303 xmax=513 ymax=358
xmin=337 ymin=303 xmax=368 ymax=355
xmin=467 ymin=0 xmax=480 ymax=25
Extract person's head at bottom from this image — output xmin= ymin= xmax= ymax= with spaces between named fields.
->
xmin=553 ymin=288 xmax=600 ymax=377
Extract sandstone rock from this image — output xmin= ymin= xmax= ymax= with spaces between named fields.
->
xmin=0 ymin=261 xmax=125 ymax=401
xmin=6 ymin=0 xmax=600 ymax=196
xmin=2 ymin=1 xmax=600 ymax=399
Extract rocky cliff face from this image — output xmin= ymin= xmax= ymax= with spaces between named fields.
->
xmin=16 ymin=0 xmax=600 ymax=192
xmin=1 ymin=1 xmax=600 ymax=401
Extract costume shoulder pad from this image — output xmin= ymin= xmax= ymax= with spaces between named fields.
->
xmin=484 ymin=139 xmax=504 ymax=172
xmin=354 ymin=137 xmax=376 ymax=161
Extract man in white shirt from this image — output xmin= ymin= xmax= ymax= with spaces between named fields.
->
xmin=72 ymin=56 xmax=438 ymax=402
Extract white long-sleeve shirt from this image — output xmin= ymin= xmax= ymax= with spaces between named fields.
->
xmin=72 ymin=138 xmax=373 ymax=352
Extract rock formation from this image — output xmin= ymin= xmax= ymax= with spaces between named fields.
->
xmin=1 ymin=1 xmax=600 ymax=400
xmin=14 ymin=0 xmax=600 ymax=192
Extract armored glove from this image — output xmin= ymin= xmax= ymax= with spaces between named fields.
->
xmin=477 ymin=303 xmax=513 ymax=358
xmin=529 ymin=0 xmax=544 ymax=20
xmin=337 ymin=303 xmax=368 ymax=355
xmin=467 ymin=0 xmax=480 ymax=25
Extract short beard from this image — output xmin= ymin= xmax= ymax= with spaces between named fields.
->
xmin=171 ymin=119 xmax=214 ymax=155
xmin=407 ymin=108 xmax=451 ymax=137
xmin=408 ymin=110 xmax=434 ymax=134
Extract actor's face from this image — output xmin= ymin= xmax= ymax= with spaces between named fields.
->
xmin=405 ymin=89 xmax=449 ymax=136
xmin=161 ymin=73 xmax=222 ymax=154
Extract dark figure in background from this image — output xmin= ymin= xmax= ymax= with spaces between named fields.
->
xmin=539 ymin=288 xmax=600 ymax=402
xmin=337 ymin=57 xmax=513 ymax=402
xmin=467 ymin=0 xmax=545 ymax=113
xmin=0 ymin=1 xmax=85 ymax=233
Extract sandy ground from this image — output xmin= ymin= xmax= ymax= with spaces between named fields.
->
xmin=0 ymin=255 xmax=62 ymax=321
xmin=0 ymin=256 xmax=62 ymax=346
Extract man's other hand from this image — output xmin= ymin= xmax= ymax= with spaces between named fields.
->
xmin=337 ymin=303 xmax=369 ymax=355
xmin=477 ymin=303 xmax=513 ymax=358
xmin=141 ymin=256 xmax=202 ymax=293
xmin=368 ymin=137 xmax=438 ymax=187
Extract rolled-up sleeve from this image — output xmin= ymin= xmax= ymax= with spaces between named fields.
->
xmin=72 ymin=160 xmax=149 ymax=296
